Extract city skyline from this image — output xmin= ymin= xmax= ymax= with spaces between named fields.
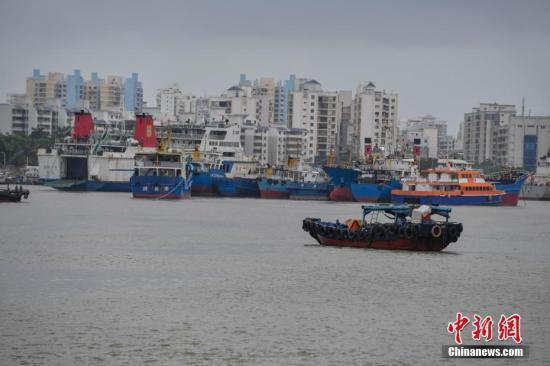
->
xmin=1 ymin=0 xmax=550 ymax=135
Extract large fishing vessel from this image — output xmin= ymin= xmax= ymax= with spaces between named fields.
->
xmin=437 ymin=159 xmax=528 ymax=206
xmin=38 ymin=111 xmax=139 ymax=192
xmin=324 ymin=138 xmax=420 ymax=202
xmin=391 ymin=166 xmax=505 ymax=205
xmin=258 ymin=167 xmax=332 ymax=200
xmin=303 ymin=203 xmax=463 ymax=251
xmin=215 ymin=160 xmax=260 ymax=197
xmin=189 ymin=123 xmax=253 ymax=197
xmin=130 ymin=150 xmax=192 ymax=199
xmin=520 ymin=155 xmax=550 ymax=200
xmin=324 ymin=158 xmax=415 ymax=202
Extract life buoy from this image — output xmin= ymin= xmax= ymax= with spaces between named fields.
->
xmin=431 ymin=224 xmax=443 ymax=238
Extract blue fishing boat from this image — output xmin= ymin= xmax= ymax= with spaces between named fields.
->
xmin=214 ymin=160 xmax=260 ymax=198
xmin=485 ymin=171 xmax=528 ymax=206
xmin=130 ymin=150 xmax=192 ymax=199
xmin=187 ymin=161 xmax=222 ymax=196
xmin=351 ymin=178 xmax=402 ymax=202
xmin=322 ymin=166 xmax=360 ymax=201
xmin=258 ymin=177 xmax=290 ymax=199
xmin=287 ymin=181 xmax=333 ymax=200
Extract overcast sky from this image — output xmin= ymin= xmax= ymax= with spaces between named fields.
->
xmin=1 ymin=0 xmax=549 ymax=134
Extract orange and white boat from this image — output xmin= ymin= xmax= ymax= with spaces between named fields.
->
xmin=391 ymin=167 xmax=505 ymax=206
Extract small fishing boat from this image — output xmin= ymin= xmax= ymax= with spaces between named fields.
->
xmin=0 ymin=184 xmax=30 ymax=202
xmin=302 ymin=204 xmax=463 ymax=251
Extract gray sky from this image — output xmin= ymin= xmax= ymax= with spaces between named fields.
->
xmin=1 ymin=0 xmax=549 ymax=135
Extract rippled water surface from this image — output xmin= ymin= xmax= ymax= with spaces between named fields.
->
xmin=1 ymin=186 xmax=549 ymax=365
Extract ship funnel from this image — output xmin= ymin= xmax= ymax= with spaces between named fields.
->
xmin=71 ymin=110 xmax=94 ymax=141
xmin=134 ymin=114 xmax=157 ymax=148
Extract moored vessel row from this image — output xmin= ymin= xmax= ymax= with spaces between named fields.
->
xmin=36 ymin=111 xmax=538 ymax=204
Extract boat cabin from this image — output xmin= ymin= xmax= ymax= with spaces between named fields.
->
xmin=134 ymin=152 xmax=184 ymax=178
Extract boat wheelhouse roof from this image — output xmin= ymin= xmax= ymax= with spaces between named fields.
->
xmin=423 ymin=168 xmax=482 ymax=175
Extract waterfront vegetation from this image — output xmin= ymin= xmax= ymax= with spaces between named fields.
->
xmin=0 ymin=128 xmax=69 ymax=167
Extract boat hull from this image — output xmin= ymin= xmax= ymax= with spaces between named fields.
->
xmin=391 ymin=193 xmax=503 ymax=206
xmin=287 ymin=182 xmax=332 ymax=200
xmin=351 ymin=179 xmax=401 ymax=203
xmin=492 ymin=175 xmax=528 ymax=206
xmin=520 ymin=184 xmax=550 ymax=201
xmin=190 ymin=171 xmax=218 ymax=196
xmin=303 ymin=219 xmax=462 ymax=252
xmin=329 ymin=186 xmax=354 ymax=201
xmin=215 ymin=177 xmax=260 ymax=198
xmin=0 ymin=190 xmax=30 ymax=202
xmin=258 ymin=179 xmax=290 ymax=199
xmin=317 ymin=235 xmax=451 ymax=251
xmin=130 ymin=176 xmax=191 ymax=199
xmin=44 ymin=179 xmax=130 ymax=192
xmin=323 ymin=166 xmax=359 ymax=201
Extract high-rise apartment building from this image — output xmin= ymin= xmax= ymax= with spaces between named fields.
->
xmin=463 ymin=103 xmax=516 ymax=164
xmin=124 ymin=73 xmax=143 ymax=112
xmin=24 ymin=69 xmax=142 ymax=112
xmin=352 ymin=82 xmax=399 ymax=160
xmin=400 ymin=115 xmax=454 ymax=158
xmin=289 ymin=80 xmax=341 ymax=164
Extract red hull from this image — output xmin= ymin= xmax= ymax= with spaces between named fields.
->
xmin=317 ymin=235 xmax=450 ymax=251
xmin=499 ymin=193 xmax=519 ymax=206
xmin=329 ymin=187 xmax=354 ymax=201
xmin=260 ymin=190 xmax=289 ymax=199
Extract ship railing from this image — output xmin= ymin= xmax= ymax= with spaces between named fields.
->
xmin=136 ymin=161 xmax=182 ymax=168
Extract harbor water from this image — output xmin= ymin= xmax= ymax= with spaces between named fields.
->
xmin=1 ymin=186 xmax=549 ymax=364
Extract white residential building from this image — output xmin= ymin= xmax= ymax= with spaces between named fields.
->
xmin=463 ymin=103 xmax=516 ymax=164
xmin=400 ymin=115 xmax=454 ymax=158
xmin=289 ymin=80 xmax=341 ymax=164
xmin=0 ymin=98 xmax=69 ymax=135
xmin=494 ymin=115 xmax=550 ymax=169
xmin=241 ymin=124 xmax=308 ymax=167
xmin=156 ymin=86 xmax=197 ymax=123
xmin=352 ymin=82 xmax=399 ymax=160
